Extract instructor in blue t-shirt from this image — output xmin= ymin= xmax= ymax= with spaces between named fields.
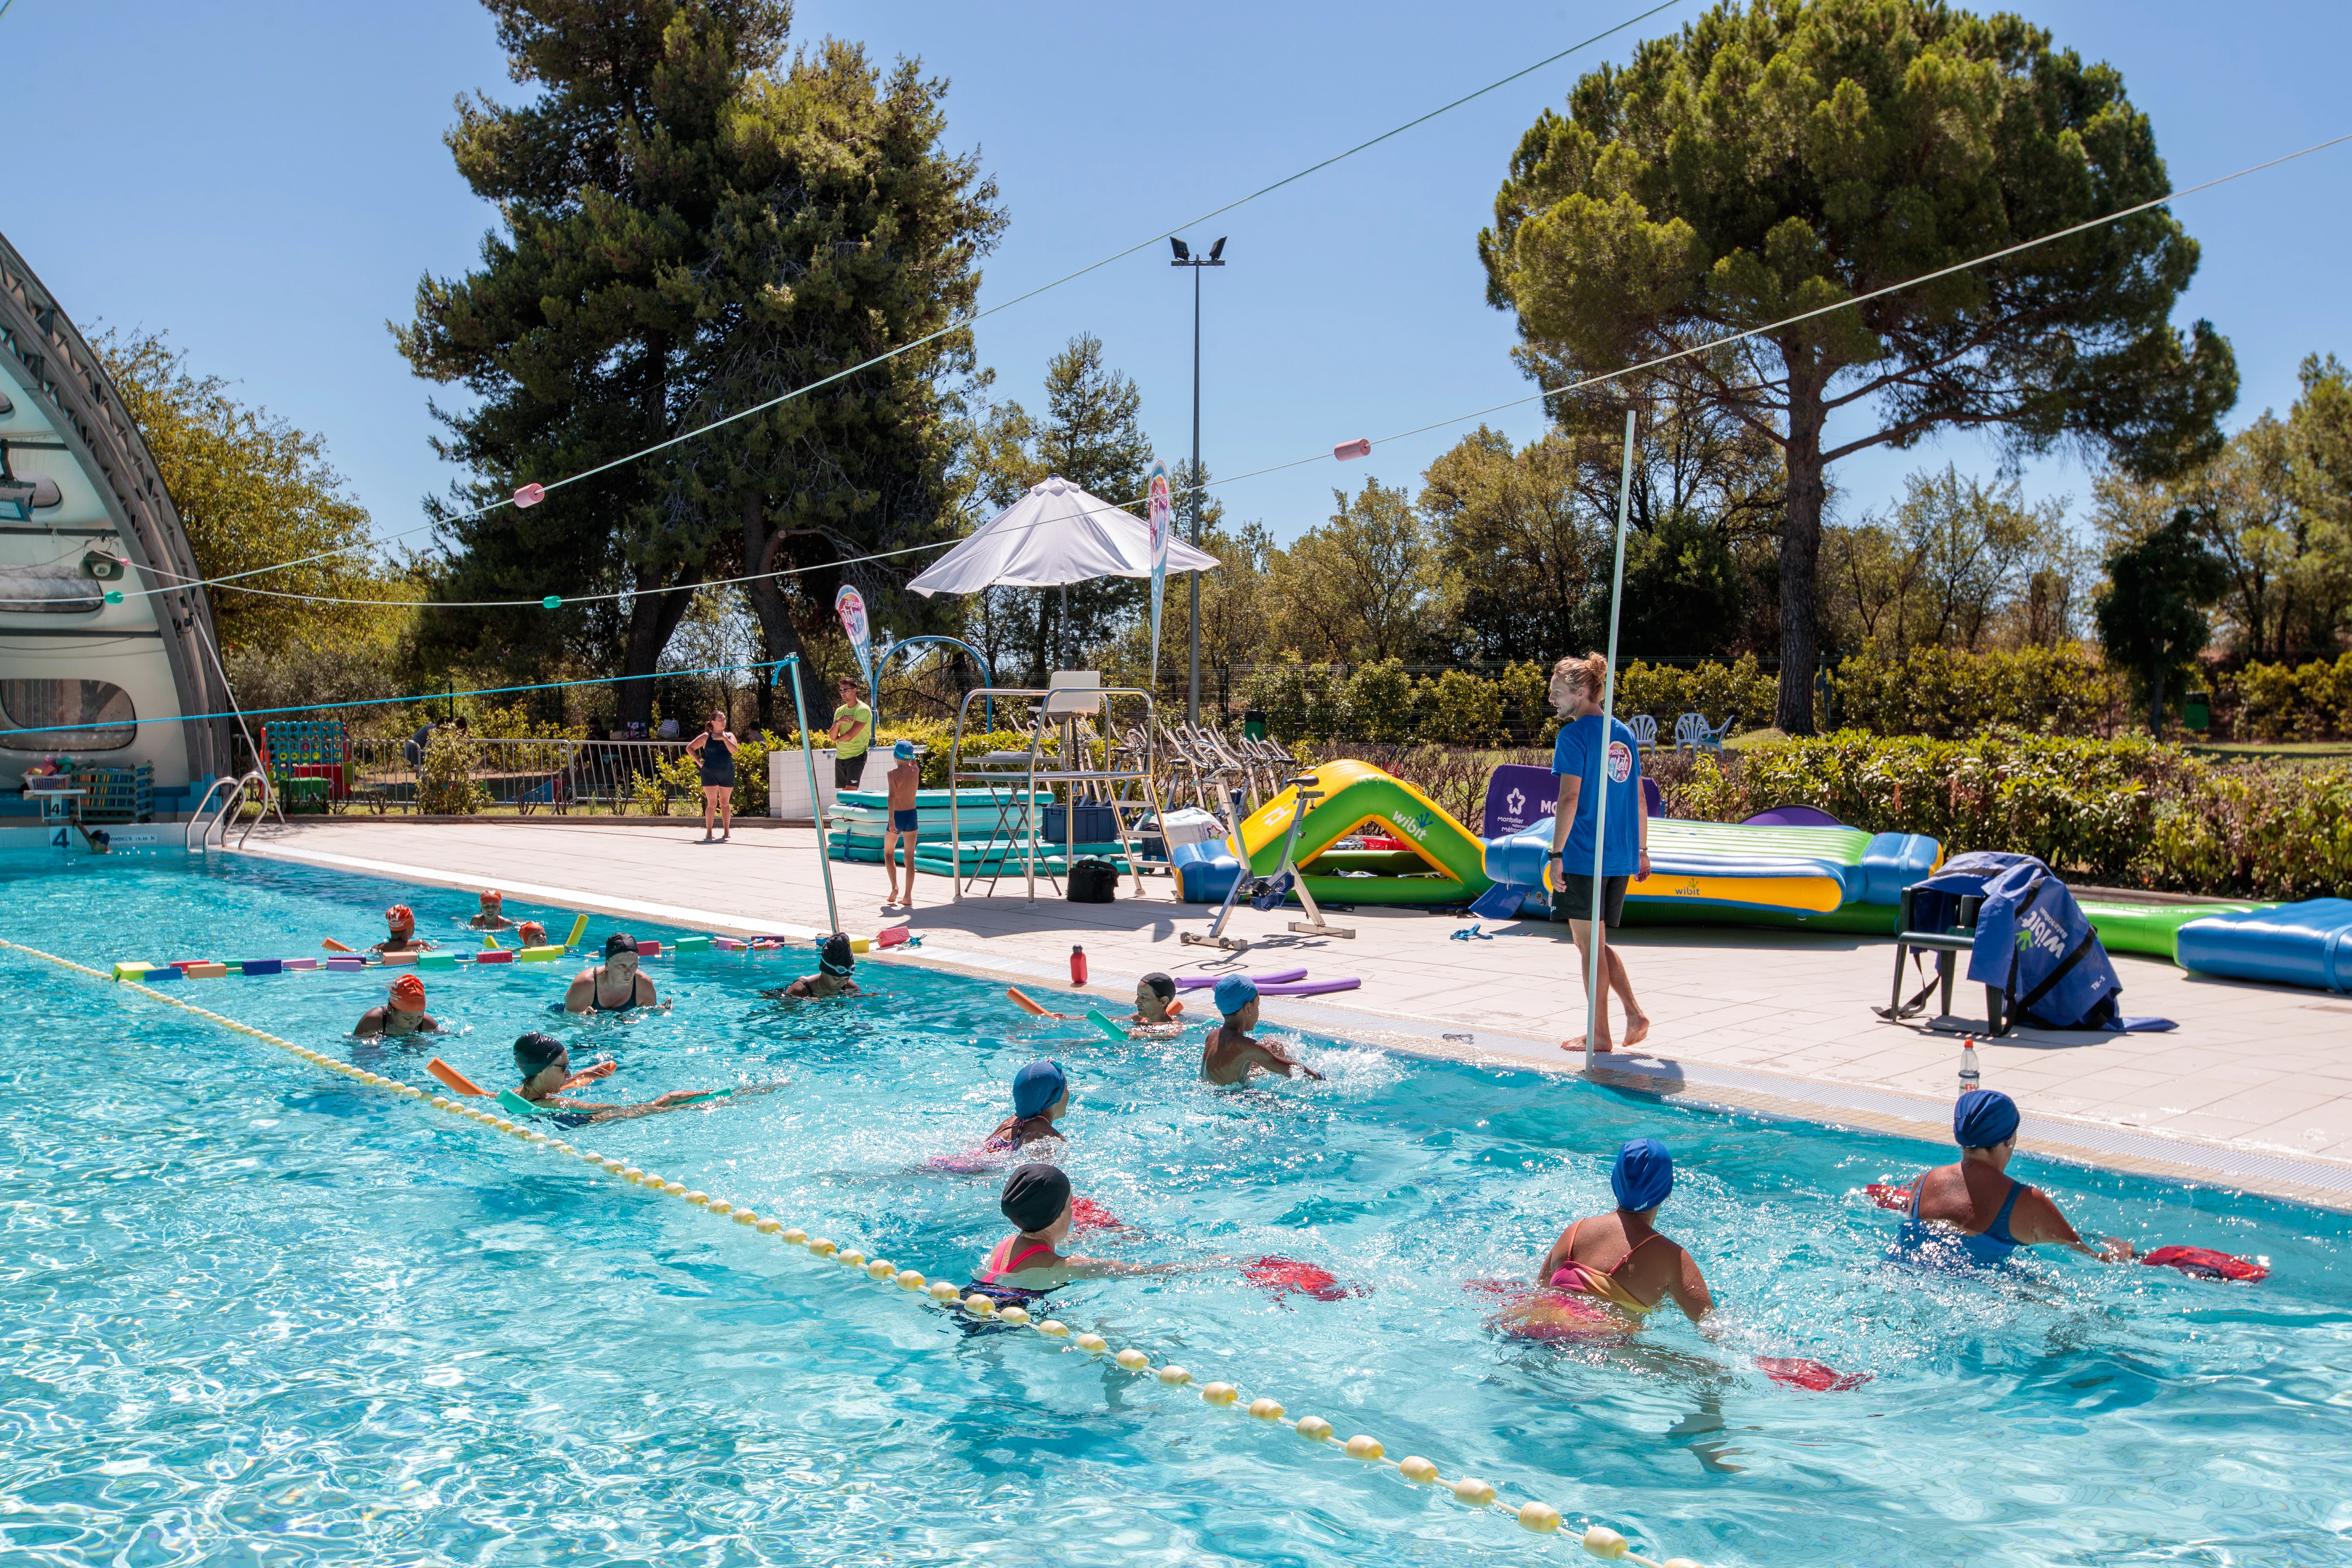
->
xmin=1547 ymin=652 xmax=1651 ymax=1054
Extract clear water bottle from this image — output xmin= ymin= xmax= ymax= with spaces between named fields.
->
xmin=1959 ymin=1038 xmax=1981 ymax=1096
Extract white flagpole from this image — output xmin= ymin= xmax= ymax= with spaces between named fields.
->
xmin=1586 ymin=408 xmax=1638 ymax=1073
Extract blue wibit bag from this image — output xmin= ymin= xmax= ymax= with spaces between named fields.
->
xmin=1960 ymin=857 xmax=2125 ymax=1030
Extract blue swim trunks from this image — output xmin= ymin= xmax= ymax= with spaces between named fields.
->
xmin=892 ymin=808 xmax=919 ymax=831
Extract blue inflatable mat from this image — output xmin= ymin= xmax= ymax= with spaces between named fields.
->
xmin=2176 ymin=899 xmax=2352 ymax=993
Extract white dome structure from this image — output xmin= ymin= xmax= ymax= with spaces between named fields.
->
xmin=0 ymin=231 xmax=235 ymax=796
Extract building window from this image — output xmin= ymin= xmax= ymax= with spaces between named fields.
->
xmin=0 ymin=679 xmax=136 ymax=750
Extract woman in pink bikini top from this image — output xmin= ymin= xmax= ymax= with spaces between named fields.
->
xmin=1529 ymin=1139 xmax=1714 ymax=1325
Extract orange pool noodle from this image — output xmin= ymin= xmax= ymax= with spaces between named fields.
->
xmin=322 ymin=938 xmax=355 ymax=952
xmin=426 ymin=1058 xmax=487 ymax=1097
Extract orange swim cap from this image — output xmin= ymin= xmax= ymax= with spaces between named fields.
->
xmin=386 ymin=903 xmax=416 ymax=929
xmin=389 ymin=974 xmax=427 ymax=1008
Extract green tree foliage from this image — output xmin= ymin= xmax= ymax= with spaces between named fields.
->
xmin=1822 ymin=465 xmax=2079 ymax=655
xmin=2093 ymin=355 xmax=2352 ymax=662
xmin=2093 ymin=509 xmax=2226 ymax=738
xmin=398 ymin=2 xmax=998 ymax=728
xmin=673 ymin=40 xmax=1004 ymax=726
xmin=1263 ymin=479 xmax=1452 ymax=664
xmin=1418 ymin=428 xmax=1593 ymax=663
xmin=968 ymin=334 xmax=1156 ymax=680
xmin=1479 ymin=0 xmax=2236 ymax=732
xmin=95 ymin=329 xmax=396 ymax=663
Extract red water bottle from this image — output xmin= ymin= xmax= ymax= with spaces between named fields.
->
xmin=1070 ymin=944 xmax=1088 ymax=986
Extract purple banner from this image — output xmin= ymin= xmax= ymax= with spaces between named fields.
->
xmin=1481 ymin=763 xmax=1558 ymax=839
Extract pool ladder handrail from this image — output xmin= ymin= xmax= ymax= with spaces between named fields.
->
xmin=186 ymin=770 xmax=280 ymax=851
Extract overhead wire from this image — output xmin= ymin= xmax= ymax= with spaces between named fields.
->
xmin=109 ymin=126 xmax=2352 ymax=618
xmin=107 ymin=0 xmax=1692 ymax=603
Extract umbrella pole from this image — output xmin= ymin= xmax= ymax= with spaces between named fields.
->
xmin=778 ymin=656 xmax=840 ymax=937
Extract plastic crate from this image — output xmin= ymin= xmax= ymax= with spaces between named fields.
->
xmin=80 ymin=763 xmax=153 ymax=824
xmin=1041 ymin=802 xmax=1122 ymax=843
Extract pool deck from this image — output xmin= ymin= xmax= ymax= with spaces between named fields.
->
xmin=232 ymin=817 xmax=2352 ymax=1210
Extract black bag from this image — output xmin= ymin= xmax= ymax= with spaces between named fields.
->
xmin=1066 ymin=857 xmax=1119 ymax=903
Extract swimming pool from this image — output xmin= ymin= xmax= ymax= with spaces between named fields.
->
xmin=3 ymin=846 xmax=2347 ymax=1566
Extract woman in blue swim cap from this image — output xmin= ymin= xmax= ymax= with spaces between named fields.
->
xmin=1894 ymin=1089 xmax=2133 ymax=1267
xmin=1514 ymin=1139 xmax=1713 ymax=1333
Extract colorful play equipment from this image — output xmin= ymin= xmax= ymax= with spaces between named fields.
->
xmin=1170 ymin=760 xmax=1943 ymax=932
xmin=2176 ymin=899 xmax=2352 ymax=992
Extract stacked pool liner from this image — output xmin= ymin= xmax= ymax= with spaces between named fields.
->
xmin=825 ymin=786 xmax=1047 ymax=864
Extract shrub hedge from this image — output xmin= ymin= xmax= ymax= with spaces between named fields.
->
xmin=1651 ymin=732 xmax=2350 ymax=900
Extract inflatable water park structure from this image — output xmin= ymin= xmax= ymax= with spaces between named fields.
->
xmin=1155 ymin=757 xmax=2349 ymax=993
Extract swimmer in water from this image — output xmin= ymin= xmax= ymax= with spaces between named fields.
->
xmin=1519 ymin=1139 xmax=1713 ymax=1330
xmin=511 ymin=1032 xmax=735 ymax=1124
xmin=373 ymin=903 xmax=433 ymax=954
xmin=354 ymin=973 xmax=440 ymax=1038
xmin=764 ymin=932 xmax=859 ymax=999
xmin=563 ymin=933 xmax=661 ymax=1014
xmin=515 ymin=920 xmax=548 ymax=949
xmin=1200 ymin=974 xmax=1323 ymax=1086
xmin=469 ymin=889 xmax=518 ymax=930
xmin=1119 ymin=972 xmax=1184 ymax=1028
xmin=983 ymin=1060 xmax=1071 ymax=1154
xmin=1895 ymin=1090 xmax=2134 ymax=1267
xmin=968 ymin=1162 xmax=1193 ymax=1303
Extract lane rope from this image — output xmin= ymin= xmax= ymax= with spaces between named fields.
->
xmin=1 ymin=934 xmax=1703 ymax=1566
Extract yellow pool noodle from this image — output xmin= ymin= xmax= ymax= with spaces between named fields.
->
xmin=564 ymin=914 xmax=589 ymax=949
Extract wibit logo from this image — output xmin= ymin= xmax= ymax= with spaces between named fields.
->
xmin=2019 ymin=906 xmax=2068 ymax=956
xmin=1391 ymin=810 xmax=1432 ymax=842
xmin=1505 ymin=787 xmax=1526 ymax=818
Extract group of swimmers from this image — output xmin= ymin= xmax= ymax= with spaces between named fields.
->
xmin=964 ymin=1069 xmax=2132 ymax=1325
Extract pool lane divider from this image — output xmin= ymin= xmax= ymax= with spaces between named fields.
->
xmin=3 ymin=938 xmax=1702 ymax=1568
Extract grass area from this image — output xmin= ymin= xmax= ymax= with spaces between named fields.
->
xmin=2182 ymin=739 xmax=2352 ymax=764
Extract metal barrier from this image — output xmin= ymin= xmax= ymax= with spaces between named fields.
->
xmin=232 ymin=735 xmax=746 ymax=816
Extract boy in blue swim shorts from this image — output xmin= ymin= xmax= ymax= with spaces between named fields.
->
xmin=882 ymin=738 xmax=921 ymax=910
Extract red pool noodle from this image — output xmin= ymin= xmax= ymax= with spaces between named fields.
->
xmin=1069 ymin=1197 xmax=1127 ymax=1234
xmin=1244 ymin=1256 xmax=1354 ymax=1302
xmin=1755 ymin=1356 xmax=1873 ymax=1392
xmin=1864 ymin=1183 xmax=1914 ymax=1210
xmin=2141 ymin=1245 xmax=2267 ymax=1283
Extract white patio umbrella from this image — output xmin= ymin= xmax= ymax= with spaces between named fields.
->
xmin=909 ymin=475 xmax=1219 ymax=596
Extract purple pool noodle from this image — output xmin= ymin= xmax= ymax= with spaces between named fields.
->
xmin=1255 ymin=978 xmax=1360 ymax=996
xmin=1174 ymin=967 xmax=1308 ymax=989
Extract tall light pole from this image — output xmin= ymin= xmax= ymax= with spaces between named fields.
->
xmin=1170 ymin=235 xmax=1225 ymax=727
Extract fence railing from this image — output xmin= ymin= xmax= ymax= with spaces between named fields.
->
xmin=238 ymin=736 xmax=755 ymax=816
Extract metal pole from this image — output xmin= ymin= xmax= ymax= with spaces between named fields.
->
xmin=1586 ymin=408 xmax=1638 ymax=1074
xmin=779 ymin=656 xmax=840 ymax=936
xmin=1187 ymin=261 xmax=1202 ymax=729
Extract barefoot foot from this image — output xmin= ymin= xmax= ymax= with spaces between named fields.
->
xmin=1559 ymin=1037 xmax=1614 ymax=1054
xmin=1621 ymin=1014 xmax=1650 ymax=1048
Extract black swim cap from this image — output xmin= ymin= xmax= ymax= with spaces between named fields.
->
xmin=1000 ymin=1162 xmax=1072 ymax=1234
xmin=1140 ymin=972 xmax=1176 ymax=1000
xmin=819 ymin=933 xmax=854 ymax=975
xmin=514 ymin=1032 xmax=567 ymax=1079
xmin=604 ymin=933 xmax=639 ymax=958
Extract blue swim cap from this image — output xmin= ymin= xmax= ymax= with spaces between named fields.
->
xmin=893 ymin=738 xmax=915 ymax=759
xmin=1013 ymin=1059 xmax=1067 ymax=1118
xmin=1610 ymin=1138 xmax=1673 ymax=1212
xmin=1213 ymin=973 xmax=1259 ymax=1017
xmin=1954 ymin=1088 xmax=2020 ymax=1149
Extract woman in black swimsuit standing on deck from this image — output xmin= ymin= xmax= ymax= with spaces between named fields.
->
xmin=688 ymin=711 xmax=738 ymax=842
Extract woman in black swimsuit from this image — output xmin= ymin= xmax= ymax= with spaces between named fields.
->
xmin=687 ymin=712 xmax=739 ymax=842
xmin=564 ymin=933 xmax=660 ymax=1014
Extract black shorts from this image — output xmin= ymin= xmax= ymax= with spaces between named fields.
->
xmin=836 ymin=754 xmax=866 ymax=790
xmin=1555 ymin=871 xmax=1629 ymax=927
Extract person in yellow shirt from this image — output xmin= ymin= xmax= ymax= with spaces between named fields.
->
xmin=830 ymin=676 xmax=873 ymax=791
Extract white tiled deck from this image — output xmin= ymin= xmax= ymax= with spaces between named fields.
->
xmin=232 ymin=816 xmax=2352 ymax=1207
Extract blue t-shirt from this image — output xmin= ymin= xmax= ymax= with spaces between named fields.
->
xmin=1551 ymin=714 xmax=1642 ymax=878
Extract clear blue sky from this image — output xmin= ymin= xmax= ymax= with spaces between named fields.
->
xmin=8 ymin=0 xmax=2348 ymax=556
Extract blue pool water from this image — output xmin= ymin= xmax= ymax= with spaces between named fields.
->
xmin=2 ymin=847 xmax=2348 ymax=1566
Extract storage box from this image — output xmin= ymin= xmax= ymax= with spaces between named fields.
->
xmin=80 ymin=763 xmax=153 ymax=824
xmin=1042 ymin=802 xmax=1121 ymax=844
